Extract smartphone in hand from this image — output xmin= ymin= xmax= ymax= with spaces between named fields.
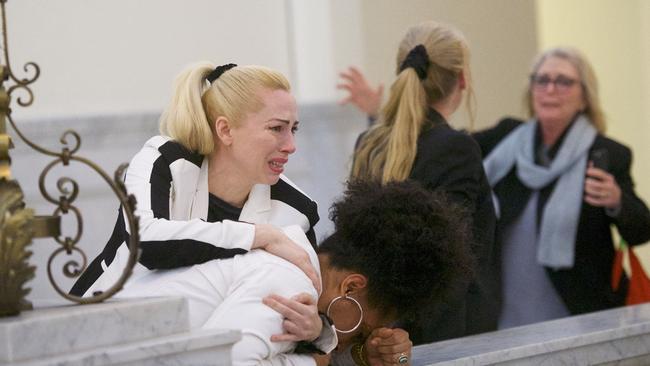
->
xmin=589 ymin=148 xmax=609 ymax=171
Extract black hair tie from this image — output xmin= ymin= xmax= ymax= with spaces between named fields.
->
xmin=206 ymin=63 xmax=237 ymax=83
xmin=399 ymin=45 xmax=430 ymax=80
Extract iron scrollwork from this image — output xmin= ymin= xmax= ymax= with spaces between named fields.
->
xmin=0 ymin=0 xmax=140 ymax=314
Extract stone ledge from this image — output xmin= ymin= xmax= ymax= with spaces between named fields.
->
xmin=6 ymin=328 xmax=241 ymax=366
xmin=413 ymin=303 xmax=650 ymax=365
xmin=0 ymin=297 xmax=189 ymax=363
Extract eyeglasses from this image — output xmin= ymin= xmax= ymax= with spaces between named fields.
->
xmin=530 ymin=74 xmax=580 ymax=93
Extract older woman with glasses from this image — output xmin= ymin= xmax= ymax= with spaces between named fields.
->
xmin=474 ymin=47 xmax=650 ymax=328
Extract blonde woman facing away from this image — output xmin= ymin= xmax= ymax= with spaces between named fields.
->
xmin=340 ymin=21 xmax=499 ymax=348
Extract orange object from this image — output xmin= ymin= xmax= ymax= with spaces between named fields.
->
xmin=611 ymin=240 xmax=650 ymax=305
xmin=626 ymin=249 xmax=650 ymax=305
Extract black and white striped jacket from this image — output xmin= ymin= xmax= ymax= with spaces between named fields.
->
xmin=71 ymin=135 xmax=319 ymax=296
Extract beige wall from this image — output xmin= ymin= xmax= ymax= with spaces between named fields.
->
xmin=358 ymin=0 xmax=539 ymax=130
xmin=10 ymin=0 xmax=539 ymax=128
xmin=9 ymin=0 xmax=293 ymax=120
xmin=536 ymin=0 xmax=650 ymax=264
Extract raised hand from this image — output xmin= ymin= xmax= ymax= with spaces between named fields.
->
xmin=337 ymin=66 xmax=383 ymax=118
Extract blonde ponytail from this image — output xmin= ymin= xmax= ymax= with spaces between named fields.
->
xmin=352 ymin=68 xmax=426 ymax=183
xmin=159 ymin=62 xmax=215 ymax=154
xmin=352 ymin=21 xmax=471 ymax=184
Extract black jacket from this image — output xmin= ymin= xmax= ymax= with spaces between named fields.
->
xmin=473 ymin=118 xmax=650 ymax=314
xmin=358 ymin=109 xmax=500 ymax=344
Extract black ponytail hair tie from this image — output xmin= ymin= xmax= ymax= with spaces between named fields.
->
xmin=206 ymin=63 xmax=237 ymax=83
xmin=399 ymin=45 xmax=430 ymax=80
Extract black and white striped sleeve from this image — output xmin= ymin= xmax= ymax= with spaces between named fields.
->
xmin=270 ymin=178 xmax=319 ymax=249
xmin=124 ymin=137 xmax=253 ymax=269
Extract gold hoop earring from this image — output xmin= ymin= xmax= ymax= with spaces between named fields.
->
xmin=326 ymin=294 xmax=363 ymax=334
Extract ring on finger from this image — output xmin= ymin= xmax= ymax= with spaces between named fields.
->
xmin=397 ymin=352 xmax=409 ymax=364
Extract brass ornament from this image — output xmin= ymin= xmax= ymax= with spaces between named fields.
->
xmin=0 ymin=178 xmax=35 ymax=316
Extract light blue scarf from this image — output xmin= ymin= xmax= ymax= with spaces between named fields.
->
xmin=483 ymin=114 xmax=597 ymax=269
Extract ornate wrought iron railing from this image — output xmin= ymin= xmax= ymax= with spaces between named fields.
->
xmin=0 ymin=0 xmax=140 ymax=316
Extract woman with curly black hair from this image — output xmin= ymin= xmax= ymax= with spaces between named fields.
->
xmin=319 ymin=180 xmax=472 ymax=365
xmin=116 ymin=180 xmax=471 ymax=365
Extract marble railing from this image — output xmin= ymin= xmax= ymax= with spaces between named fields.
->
xmin=412 ymin=303 xmax=650 ymax=366
xmin=8 ymin=300 xmax=650 ymax=365
xmin=0 ymin=297 xmax=240 ymax=365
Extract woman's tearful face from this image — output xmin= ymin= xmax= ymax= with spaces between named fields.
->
xmin=229 ymin=88 xmax=299 ymax=186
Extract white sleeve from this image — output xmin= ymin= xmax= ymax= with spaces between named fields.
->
xmin=201 ymin=260 xmax=319 ymax=366
xmin=124 ymin=140 xmax=255 ymax=269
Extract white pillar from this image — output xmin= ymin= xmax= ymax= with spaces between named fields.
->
xmin=285 ymin=0 xmax=364 ymax=104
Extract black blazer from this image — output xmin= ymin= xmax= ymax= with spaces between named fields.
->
xmin=473 ymin=118 xmax=650 ymax=315
xmin=357 ymin=109 xmax=499 ymax=344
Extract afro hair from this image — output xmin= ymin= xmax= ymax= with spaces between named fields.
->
xmin=318 ymin=180 xmax=474 ymax=320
